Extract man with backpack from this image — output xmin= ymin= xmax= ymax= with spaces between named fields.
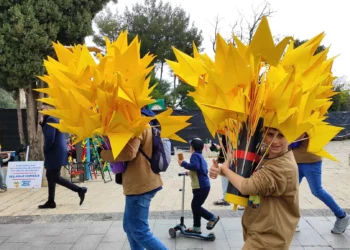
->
xmin=100 ymin=126 xmax=168 ymax=250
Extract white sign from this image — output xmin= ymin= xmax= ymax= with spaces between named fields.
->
xmin=6 ymin=161 xmax=44 ymax=189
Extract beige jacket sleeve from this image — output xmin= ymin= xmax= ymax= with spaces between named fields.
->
xmin=240 ymin=163 xmax=288 ymax=196
xmin=100 ymin=137 xmax=141 ymax=163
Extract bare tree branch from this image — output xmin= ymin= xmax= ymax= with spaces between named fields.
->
xmin=247 ymin=0 xmax=275 ymax=44
xmin=226 ymin=19 xmax=239 ymax=44
xmin=239 ymin=10 xmax=244 ymax=41
xmin=208 ymin=14 xmax=223 ymax=53
xmin=208 ymin=1 xmax=276 ymax=48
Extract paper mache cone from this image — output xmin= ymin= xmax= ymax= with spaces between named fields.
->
xmin=225 ymin=118 xmax=264 ymax=210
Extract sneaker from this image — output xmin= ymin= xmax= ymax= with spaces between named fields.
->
xmin=185 ymin=227 xmax=202 ymax=234
xmin=331 ymin=214 xmax=350 ymax=234
xmin=0 ymin=188 xmax=7 ymax=193
xmin=38 ymin=201 xmax=56 ymax=209
xmin=237 ymin=205 xmax=245 ymax=210
xmin=222 ymin=201 xmax=230 ymax=206
xmin=78 ymin=187 xmax=87 ymax=205
xmin=213 ymin=199 xmax=230 ymax=206
xmin=295 ymin=224 xmax=300 ymax=232
xmin=207 ymin=216 xmax=220 ymax=230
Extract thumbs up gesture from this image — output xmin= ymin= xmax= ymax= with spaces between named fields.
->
xmin=209 ymin=159 xmax=220 ymax=179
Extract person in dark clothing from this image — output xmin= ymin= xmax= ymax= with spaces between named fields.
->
xmin=210 ymin=136 xmax=230 ymax=206
xmin=38 ymin=104 xmax=87 ymax=209
xmin=210 ymin=136 xmax=242 ymax=208
xmin=177 ymin=138 xmax=220 ymax=234
xmin=0 ymin=151 xmax=9 ymax=192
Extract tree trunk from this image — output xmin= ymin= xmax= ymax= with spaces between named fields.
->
xmin=159 ymin=61 xmax=164 ymax=82
xmin=25 ymin=86 xmax=43 ymax=161
xmin=16 ymin=90 xmax=25 ymax=145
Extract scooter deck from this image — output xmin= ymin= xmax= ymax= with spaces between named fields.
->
xmin=169 ymin=224 xmax=215 ymax=241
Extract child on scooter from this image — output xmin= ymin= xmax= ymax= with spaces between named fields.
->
xmin=178 ymin=138 xmax=220 ymax=234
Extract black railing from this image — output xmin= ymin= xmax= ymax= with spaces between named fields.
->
xmin=1 ymin=108 xmax=349 ymax=151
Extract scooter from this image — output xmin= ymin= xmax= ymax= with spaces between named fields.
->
xmin=168 ymin=172 xmax=216 ymax=241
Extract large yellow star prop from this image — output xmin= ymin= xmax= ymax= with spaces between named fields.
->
xmin=36 ymin=31 xmax=191 ymax=159
xmin=167 ymin=16 xmax=342 ymax=161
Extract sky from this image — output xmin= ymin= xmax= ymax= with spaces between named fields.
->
xmin=86 ymin=0 xmax=349 ymax=83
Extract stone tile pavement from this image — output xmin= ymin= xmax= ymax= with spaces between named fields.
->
xmin=0 ymin=140 xmax=350 ymax=249
xmin=1 ymin=140 xmax=350 ymax=217
xmin=0 ymin=215 xmax=349 ymax=249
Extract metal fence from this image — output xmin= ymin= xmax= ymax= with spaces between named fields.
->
xmin=0 ymin=108 xmax=349 ymax=151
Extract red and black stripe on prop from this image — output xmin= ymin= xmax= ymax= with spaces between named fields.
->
xmin=225 ymin=118 xmax=264 ymax=210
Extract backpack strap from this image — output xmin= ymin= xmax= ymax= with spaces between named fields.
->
xmin=138 ymin=127 xmax=154 ymax=165
xmin=138 ymin=147 xmax=152 ymax=164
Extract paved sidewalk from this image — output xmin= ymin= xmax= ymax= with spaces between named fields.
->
xmin=0 ymin=141 xmax=350 ymax=249
xmin=1 ymin=140 xmax=350 ymax=217
xmin=0 ymin=215 xmax=349 ymax=250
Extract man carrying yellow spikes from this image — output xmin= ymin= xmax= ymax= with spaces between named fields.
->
xmin=209 ymin=127 xmax=300 ymax=250
xmin=100 ymin=125 xmax=168 ymax=250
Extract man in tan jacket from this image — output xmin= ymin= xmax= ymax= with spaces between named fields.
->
xmin=101 ymin=127 xmax=167 ymax=250
xmin=210 ymin=128 xmax=300 ymax=249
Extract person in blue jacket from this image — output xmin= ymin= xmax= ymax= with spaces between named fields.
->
xmin=0 ymin=151 xmax=9 ymax=192
xmin=38 ymin=104 xmax=87 ymax=209
xmin=178 ymin=138 xmax=220 ymax=234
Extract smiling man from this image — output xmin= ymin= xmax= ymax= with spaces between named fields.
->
xmin=209 ymin=128 xmax=300 ymax=250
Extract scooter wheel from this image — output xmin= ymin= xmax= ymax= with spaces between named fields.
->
xmin=169 ymin=228 xmax=177 ymax=238
xmin=207 ymin=233 xmax=216 ymax=241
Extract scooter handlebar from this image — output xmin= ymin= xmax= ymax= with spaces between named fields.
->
xmin=178 ymin=173 xmax=187 ymax=176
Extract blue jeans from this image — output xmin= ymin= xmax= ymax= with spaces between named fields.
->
xmin=221 ymin=176 xmax=228 ymax=200
xmin=298 ymin=161 xmax=345 ymax=218
xmin=123 ymin=190 xmax=167 ymax=250
xmin=0 ymin=167 xmax=7 ymax=190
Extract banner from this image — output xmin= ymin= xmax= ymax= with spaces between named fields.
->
xmin=6 ymin=161 xmax=44 ymax=189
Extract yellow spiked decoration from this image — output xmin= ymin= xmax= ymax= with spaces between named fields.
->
xmin=36 ymin=31 xmax=191 ymax=159
xmin=167 ymin=16 xmax=343 ymax=209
